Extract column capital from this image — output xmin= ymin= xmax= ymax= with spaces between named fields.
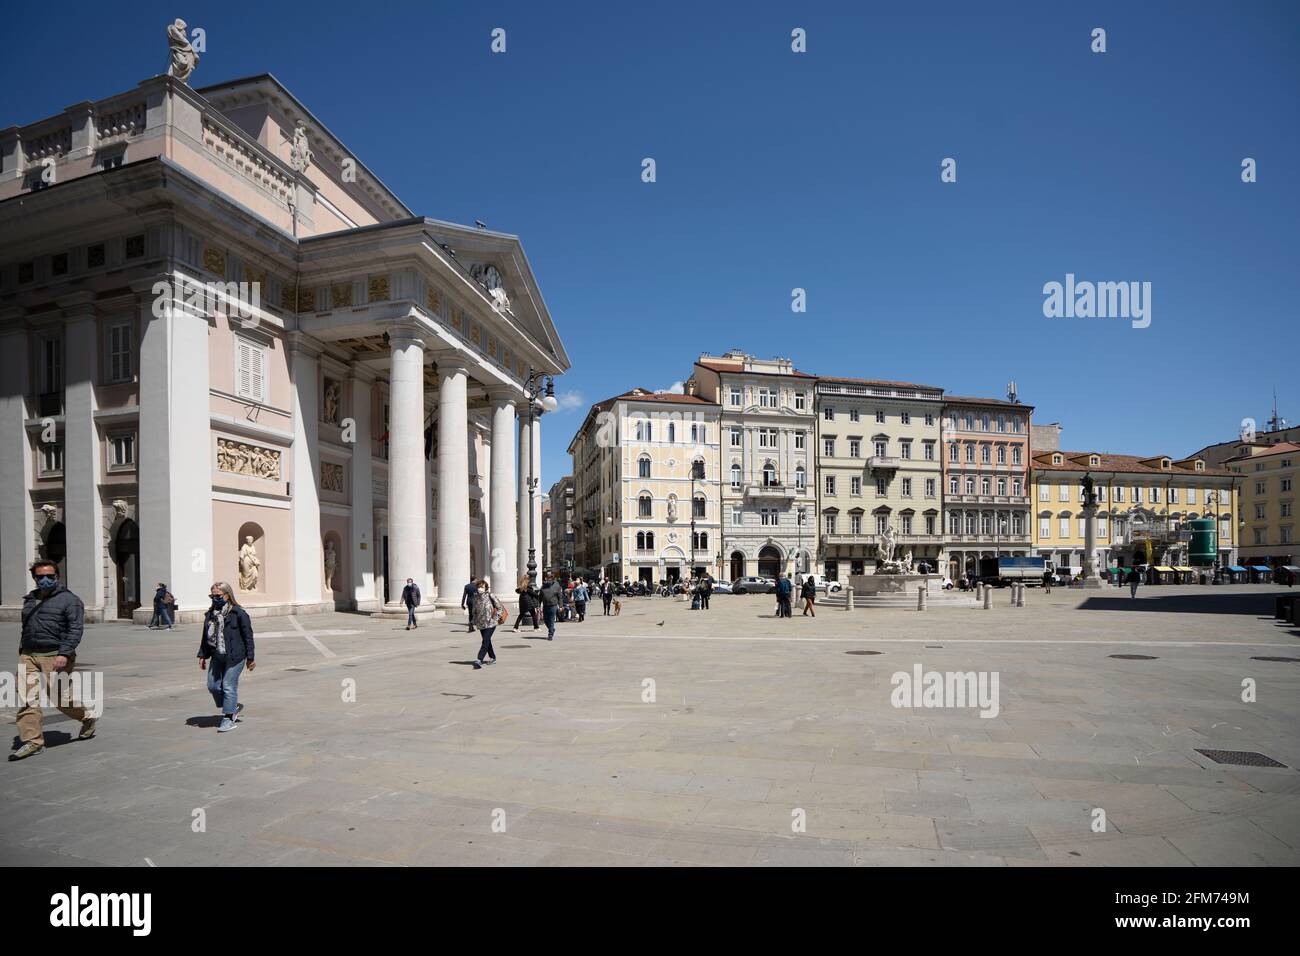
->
xmin=284 ymin=330 xmax=325 ymax=360
xmin=486 ymin=384 xmax=520 ymax=405
xmin=385 ymin=323 xmax=426 ymax=349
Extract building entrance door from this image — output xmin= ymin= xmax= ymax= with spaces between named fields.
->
xmin=113 ymin=519 xmax=140 ymax=620
xmin=729 ymin=551 xmax=745 ymax=581
xmin=758 ymin=545 xmax=782 ymax=580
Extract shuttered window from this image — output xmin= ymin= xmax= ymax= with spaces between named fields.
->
xmin=235 ymin=337 xmax=266 ymax=403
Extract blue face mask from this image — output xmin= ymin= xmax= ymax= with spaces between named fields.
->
xmin=35 ymin=575 xmax=57 ymax=591
xmin=211 ymin=595 xmax=225 ymax=608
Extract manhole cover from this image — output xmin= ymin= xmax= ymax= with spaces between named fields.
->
xmin=845 ymin=650 xmax=882 ymax=656
xmin=1250 ymin=657 xmax=1300 ymax=663
xmin=1108 ymin=654 xmax=1158 ymax=660
xmin=1195 ymin=749 xmax=1287 ymax=768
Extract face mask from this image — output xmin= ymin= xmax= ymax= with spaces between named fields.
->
xmin=211 ymin=595 xmax=225 ymax=608
xmin=35 ymin=575 xmax=57 ymax=591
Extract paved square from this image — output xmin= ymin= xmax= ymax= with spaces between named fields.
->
xmin=3 ymin=585 xmax=1298 ymax=866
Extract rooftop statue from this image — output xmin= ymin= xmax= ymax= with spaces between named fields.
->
xmin=166 ymin=19 xmax=199 ymax=83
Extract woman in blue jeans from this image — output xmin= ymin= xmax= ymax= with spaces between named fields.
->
xmin=469 ymin=578 xmax=504 ymax=670
xmin=197 ymin=581 xmax=255 ymax=732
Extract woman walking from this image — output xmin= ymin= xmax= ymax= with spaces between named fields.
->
xmin=513 ymin=573 xmax=539 ymax=631
xmin=470 ymin=578 xmax=504 ymax=669
xmin=801 ymin=575 xmax=817 ymax=616
xmin=197 ymin=581 xmax=255 ymax=732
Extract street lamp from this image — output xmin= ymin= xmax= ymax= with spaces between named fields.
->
xmin=796 ymin=505 xmax=806 ymax=576
xmin=523 ymin=367 xmax=558 ymax=584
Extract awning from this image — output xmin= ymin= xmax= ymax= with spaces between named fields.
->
xmin=1154 ymin=566 xmax=1176 ymax=572
xmin=1280 ymin=565 xmax=1300 ymax=572
xmin=1252 ymin=566 xmax=1272 ymax=572
xmin=1173 ymin=566 xmax=1194 ymax=572
xmin=1228 ymin=565 xmax=1248 ymax=572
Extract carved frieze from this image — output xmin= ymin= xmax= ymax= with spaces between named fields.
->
xmin=216 ymin=437 xmax=282 ymax=480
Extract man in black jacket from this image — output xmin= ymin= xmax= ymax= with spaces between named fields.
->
xmin=402 ymin=578 xmax=421 ymax=630
xmin=11 ymin=560 xmax=97 ymax=761
xmin=461 ymin=578 xmax=477 ymax=632
xmin=539 ymin=572 xmax=563 ymax=641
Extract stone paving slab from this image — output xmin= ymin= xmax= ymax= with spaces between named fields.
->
xmin=2 ymin=585 xmax=1298 ymax=866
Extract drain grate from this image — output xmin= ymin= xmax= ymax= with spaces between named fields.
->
xmin=845 ymin=650 xmax=882 ymax=656
xmin=1109 ymin=654 xmax=1158 ymax=660
xmin=1195 ymin=749 xmax=1287 ymax=768
xmin=1250 ymin=656 xmax=1300 ymax=663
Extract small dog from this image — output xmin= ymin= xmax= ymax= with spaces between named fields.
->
xmin=613 ymin=599 xmax=622 ymax=616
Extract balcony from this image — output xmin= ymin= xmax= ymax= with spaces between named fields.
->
xmin=943 ymin=534 xmax=1033 ymax=545
xmin=867 ymin=456 xmax=900 ymax=471
xmin=745 ymin=483 xmax=798 ymax=500
xmin=947 ymin=495 xmax=1030 ymax=506
xmin=823 ymin=533 xmax=944 ymax=546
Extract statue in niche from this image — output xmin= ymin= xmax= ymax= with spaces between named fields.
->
xmin=323 ymin=539 xmax=337 ymax=591
xmin=323 ymin=379 xmax=340 ymax=425
xmin=166 ymin=19 xmax=199 ymax=82
xmin=238 ymin=535 xmax=260 ymax=591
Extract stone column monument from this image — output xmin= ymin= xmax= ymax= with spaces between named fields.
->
xmin=1080 ymin=473 xmax=1103 ymax=589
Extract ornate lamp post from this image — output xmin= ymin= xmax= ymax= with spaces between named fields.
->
xmin=523 ymin=368 xmax=558 ymax=583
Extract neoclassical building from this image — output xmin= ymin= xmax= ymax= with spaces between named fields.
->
xmin=815 ymin=376 xmax=945 ymax=578
xmin=940 ymin=396 xmax=1035 ymax=578
xmin=0 ymin=67 xmax=568 ymax=621
xmin=568 ymin=388 xmax=721 ymax=584
xmin=691 ymin=352 xmax=817 ymax=581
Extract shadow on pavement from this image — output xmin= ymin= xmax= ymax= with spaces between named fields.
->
xmin=1077 ymin=590 xmax=1289 ymax=616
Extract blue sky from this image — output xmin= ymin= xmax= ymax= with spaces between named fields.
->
xmin=6 ymin=1 xmax=1297 ymax=487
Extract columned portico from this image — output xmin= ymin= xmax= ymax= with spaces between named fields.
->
xmin=0 ymin=318 xmax=34 ymax=607
xmin=287 ymin=335 xmax=324 ymax=605
xmin=349 ymin=365 xmax=379 ymax=611
xmin=488 ymin=390 xmax=518 ymax=590
xmin=435 ymin=357 xmax=471 ymax=607
xmin=384 ymin=327 xmax=431 ymax=615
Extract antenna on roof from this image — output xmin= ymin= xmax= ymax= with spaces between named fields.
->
xmin=1006 ymin=380 xmax=1018 ymax=404
xmin=1266 ymin=388 xmax=1287 ymax=432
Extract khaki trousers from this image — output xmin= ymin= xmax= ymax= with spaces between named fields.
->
xmin=15 ymin=653 xmax=87 ymax=745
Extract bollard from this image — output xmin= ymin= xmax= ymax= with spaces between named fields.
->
xmin=846 ymin=585 xmax=854 ymax=611
xmin=917 ymin=586 xmax=927 ymax=611
xmin=1016 ymin=583 xmax=1025 ymax=607
xmin=983 ymin=586 xmax=992 ymax=610
xmin=1009 ymin=585 xmax=1017 ymax=606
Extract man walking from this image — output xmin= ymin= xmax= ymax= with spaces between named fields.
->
xmin=699 ymin=574 xmax=712 ymax=611
xmin=461 ymin=577 xmax=477 ymax=632
xmin=540 ymin=572 xmax=563 ymax=640
xmin=601 ymin=578 xmax=614 ymax=615
xmin=1042 ymin=568 xmax=1053 ymax=595
xmin=776 ymin=573 xmax=794 ymax=618
xmin=1125 ymin=566 xmax=1141 ymax=599
xmin=11 ymin=561 xmax=97 ymax=761
xmin=401 ymin=577 xmax=421 ymax=630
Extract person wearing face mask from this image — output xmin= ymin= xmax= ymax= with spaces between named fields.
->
xmin=469 ymin=578 xmax=504 ymax=670
xmin=197 ymin=582 xmax=256 ymax=733
xmin=11 ymin=561 xmax=96 ymax=761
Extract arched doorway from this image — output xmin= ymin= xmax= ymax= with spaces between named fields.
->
xmin=113 ymin=519 xmax=140 ymax=620
xmin=729 ymin=550 xmax=745 ymax=581
xmin=758 ymin=544 xmax=782 ymax=580
xmin=41 ymin=521 xmax=67 ymax=579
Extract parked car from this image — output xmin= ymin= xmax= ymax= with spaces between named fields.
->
xmin=799 ymin=573 xmax=842 ymax=594
xmin=732 ymin=576 xmax=776 ymax=595
xmin=711 ymin=580 xmax=733 ymax=594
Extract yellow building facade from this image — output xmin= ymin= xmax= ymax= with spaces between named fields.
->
xmin=1030 ymin=451 xmax=1239 ymax=574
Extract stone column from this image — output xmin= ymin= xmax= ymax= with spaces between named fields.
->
xmin=1081 ymin=501 xmax=1103 ymax=588
xmin=384 ymin=327 xmax=429 ymax=614
xmin=0 ymin=316 xmax=34 ymax=608
xmin=348 ymin=366 xmax=378 ymax=611
xmin=61 ymin=295 xmax=105 ymax=618
xmin=435 ymin=357 xmax=471 ymax=607
xmin=488 ymin=390 xmax=518 ymax=591
xmin=288 ymin=337 xmax=323 ymax=607
xmin=516 ymin=405 xmax=532 ymax=578
xmin=531 ymin=412 xmax=543 ymax=571
xmin=136 ymin=281 xmax=213 ymax=621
